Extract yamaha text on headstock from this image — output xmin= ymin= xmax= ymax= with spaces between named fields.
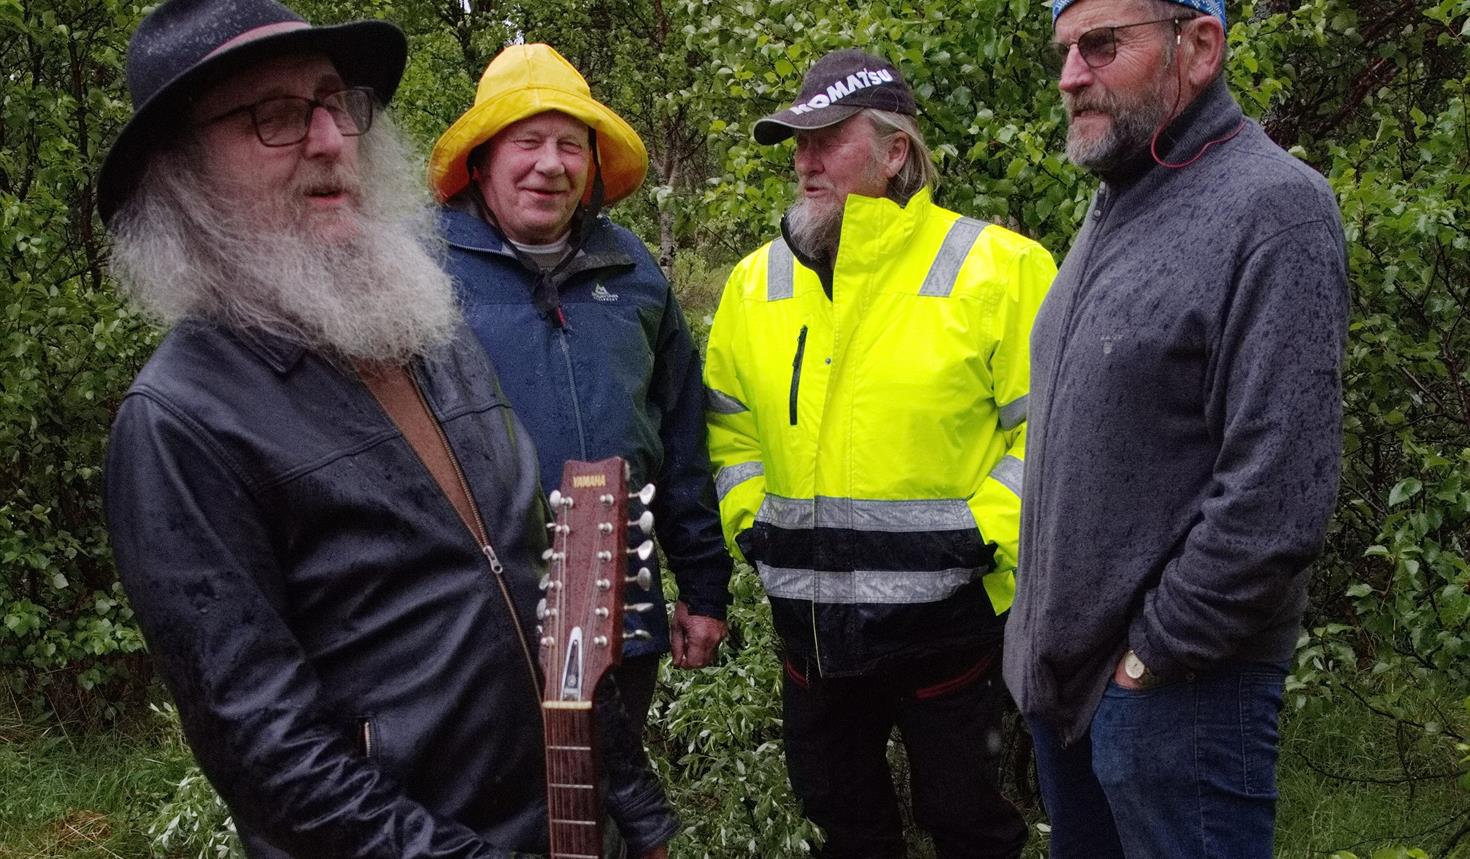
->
xmin=539 ymin=456 xmax=656 ymax=858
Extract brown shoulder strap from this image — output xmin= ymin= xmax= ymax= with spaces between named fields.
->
xmin=355 ymin=360 xmax=481 ymax=543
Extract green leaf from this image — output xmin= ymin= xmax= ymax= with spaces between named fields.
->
xmin=1388 ymin=478 xmax=1423 ymax=506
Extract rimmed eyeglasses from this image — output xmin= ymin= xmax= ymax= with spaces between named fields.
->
xmin=1045 ymin=18 xmax=1182 ymax=75
xmin=198 ymin=86 xmax=376 ymax=147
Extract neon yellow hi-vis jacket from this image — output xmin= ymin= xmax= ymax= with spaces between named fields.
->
xmin=704 ymin=188 xmax=1056 ymax=675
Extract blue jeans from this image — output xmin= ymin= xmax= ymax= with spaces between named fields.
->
xmin=1027 ymin=662 xmax=1287 ymax=859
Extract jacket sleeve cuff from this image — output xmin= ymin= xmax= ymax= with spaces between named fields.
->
xmin=611 ymin=780 xmax=680 ymax=854
xmin=672 ymin=560 xmax=735 ymax=621
xmin=1128 ymin=611 xmax=1186 ymax=679
xmin=621 ymin=805 xmax=680 ymax=856
xmin=682 ymin=594 xmax=730 ymax=622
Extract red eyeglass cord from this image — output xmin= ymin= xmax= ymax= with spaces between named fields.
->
xmin=1149 ymin=47 xmax=1245 ymax=169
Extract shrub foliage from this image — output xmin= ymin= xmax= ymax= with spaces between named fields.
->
xmin=2 ymin=0 xmax=1467 ymax=853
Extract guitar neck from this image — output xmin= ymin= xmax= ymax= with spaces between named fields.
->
xmin=543 ymin=703 xmax=604 ymax=859
xmin=540 ymin=457 xmax=654 ymax=859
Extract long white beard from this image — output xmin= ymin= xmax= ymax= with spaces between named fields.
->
xmin=109 ymin=116 xmax=459 ymax=365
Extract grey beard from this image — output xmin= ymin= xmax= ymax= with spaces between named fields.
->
xmin=784 ymin=195 xmax=844 ymax=263
xmin=108 ymin=116 xmax=459 ymax=365
xmin=1064 ymin=58 xmax=1178 ymax=174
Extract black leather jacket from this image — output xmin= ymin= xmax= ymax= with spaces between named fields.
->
xmin=104 ymin=322 xmax=676 ymax=857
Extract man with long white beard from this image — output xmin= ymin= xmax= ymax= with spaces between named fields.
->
xmin=98 ymin=0 xmax=675 ymax=856
xmin=702 ymin=48 xmax=1056 ymax=858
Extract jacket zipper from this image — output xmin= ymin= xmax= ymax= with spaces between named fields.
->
xmin=359 ymin=719 xmax=374 ymax=757
xmin=407 ymin=374 xmax=542 ymax=705
xmin=556 ymin=329 xmax=590 ymax=458
xmin=789 ymin=325 xmax=808 ymax=426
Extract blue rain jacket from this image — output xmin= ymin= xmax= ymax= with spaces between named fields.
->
xmin=441 ymin=203 xmax=732 ymax=657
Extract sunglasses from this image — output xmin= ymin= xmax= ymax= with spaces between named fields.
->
xmin=1045 ymin=17 xmax=1182 ymax=75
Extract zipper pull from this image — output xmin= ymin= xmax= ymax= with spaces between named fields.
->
xmin=483 ymin=543 xmax=505 ymax=575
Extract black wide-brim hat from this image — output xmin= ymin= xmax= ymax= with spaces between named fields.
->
xmin=98 ymin=0 xmax=407 ymax=226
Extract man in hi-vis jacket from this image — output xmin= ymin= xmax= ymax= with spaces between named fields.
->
xmin=703 ymin=48 xmax=1056 ymax=859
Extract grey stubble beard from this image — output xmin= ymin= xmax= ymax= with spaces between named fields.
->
xmin=1063 ymin=51 xmax=1178 ymax=174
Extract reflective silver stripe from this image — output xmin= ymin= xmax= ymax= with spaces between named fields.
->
xmin=755 ymin=495 xmax=976 ymax=532
xmin=755 ymin=494 xmax=813 ymax=529
xmin=715 ymin=461 xmax=764 ymax=501
xmin=988 ymin=455 xmax=1024 ymax=498
xmin=757 ymin=563 xmax=982 ymax=604
xmin=706 ymin=386 xmax=749 ymax=415
xmin=767 ymin=240 xmax=794 ymax=301
xmin=998 ymin=394 xmax=1028 ymax=431
xmin=918 ymin=218 xmax=987 ymax=298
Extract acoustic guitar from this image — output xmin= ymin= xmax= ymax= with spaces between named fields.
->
xmin=538 ymin=456 xmax=656 ymax=859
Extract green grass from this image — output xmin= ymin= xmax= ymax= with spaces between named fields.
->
xmin=0 ymin=708 xmax=196 ymax=858
xmin=1275 ymin=692 xmax=1469 ymax=859
xmin=0 ymin=677 xmax=1464 ymax=858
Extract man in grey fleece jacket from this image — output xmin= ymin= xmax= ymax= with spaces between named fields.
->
xmin=1003 ymin=0 xmax=1347 ymax=854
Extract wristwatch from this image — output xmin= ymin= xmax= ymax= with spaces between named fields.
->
xmin=1122 ymin=649 xmax=1159 ymax=688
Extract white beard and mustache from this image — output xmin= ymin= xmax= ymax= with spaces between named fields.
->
xmin=108 ymin=114 xmax=459 ymax=365
xmin=785 ymin=193 xmax=846 ymax=264
xmin=784 ymin=148 xmax=893 ymax=264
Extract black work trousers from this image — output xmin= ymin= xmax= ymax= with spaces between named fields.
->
xmin=781 ymin=647 xmax=1027 ymax=859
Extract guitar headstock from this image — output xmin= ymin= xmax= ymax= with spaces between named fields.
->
xmin=539 ymin=457 xmax=657 ymax=706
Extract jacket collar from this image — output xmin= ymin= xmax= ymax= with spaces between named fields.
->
xmin=224 ymin=324 xmax=308 ymax=375
xmin=437 ymin=203 xmax=634 ymax=282
xmin=1100 ymin=76 xmax=1243 ymax=188
xmin=781 ymin=188 xmax=937 ymax=299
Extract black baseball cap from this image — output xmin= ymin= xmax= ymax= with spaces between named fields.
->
xmin=753 ymin=49 xmax=916 ymax=145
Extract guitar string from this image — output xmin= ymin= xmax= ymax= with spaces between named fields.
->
xmin=550 ymin=482 xmax=634 ymax=852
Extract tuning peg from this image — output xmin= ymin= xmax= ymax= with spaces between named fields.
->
xmin=599 ymin=493 xmax=616 ymax=506
xmin=546 ymin=522 xmax=568 ymax=534
xmin=629 ymin=483 xmax=656 ymax=506
xmin=540 ymin=635 xmax=555 ymax=647
xmin=537 ymin=599 xmax=557 ymax=620
xmin=596 ymin=577 xmax=612 ymax=591
xmin=597 ymin=550 xmax=613 ymax=561
xmin=536 ymin=624 xmax=543 ymax=635
xmin=623 ymin=629 xmax=653 ymax=642
xmin=628 ymin=510 xmax=654 ymax=535
xmin=548 ymin=490 xmax=561 ymax=508
xmin=541 ymin=549 xmax=564 ymax=562
xmin=626 ymin=567 xmax=653 ymax=590
xmin=625 ymin=602 xmax=655 ymax=615
xmin=627 ymin=539 xmax=654 ymax=561
xmin=598 ymin=522 xmax=613 ymax=534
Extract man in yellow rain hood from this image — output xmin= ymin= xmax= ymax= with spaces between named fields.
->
xmin=428 ymin=45 xmax=733 ymax=734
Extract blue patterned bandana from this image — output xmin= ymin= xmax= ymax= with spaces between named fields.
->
xmin=1052 ymin=0 xmax=1226 ymax=28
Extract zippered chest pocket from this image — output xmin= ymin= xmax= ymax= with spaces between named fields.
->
xmin=790 ymin=324 xmax=808 ymax=426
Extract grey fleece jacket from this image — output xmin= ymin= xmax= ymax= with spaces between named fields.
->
xmin=1003 ymin=78 xmax=1348 ymax=743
